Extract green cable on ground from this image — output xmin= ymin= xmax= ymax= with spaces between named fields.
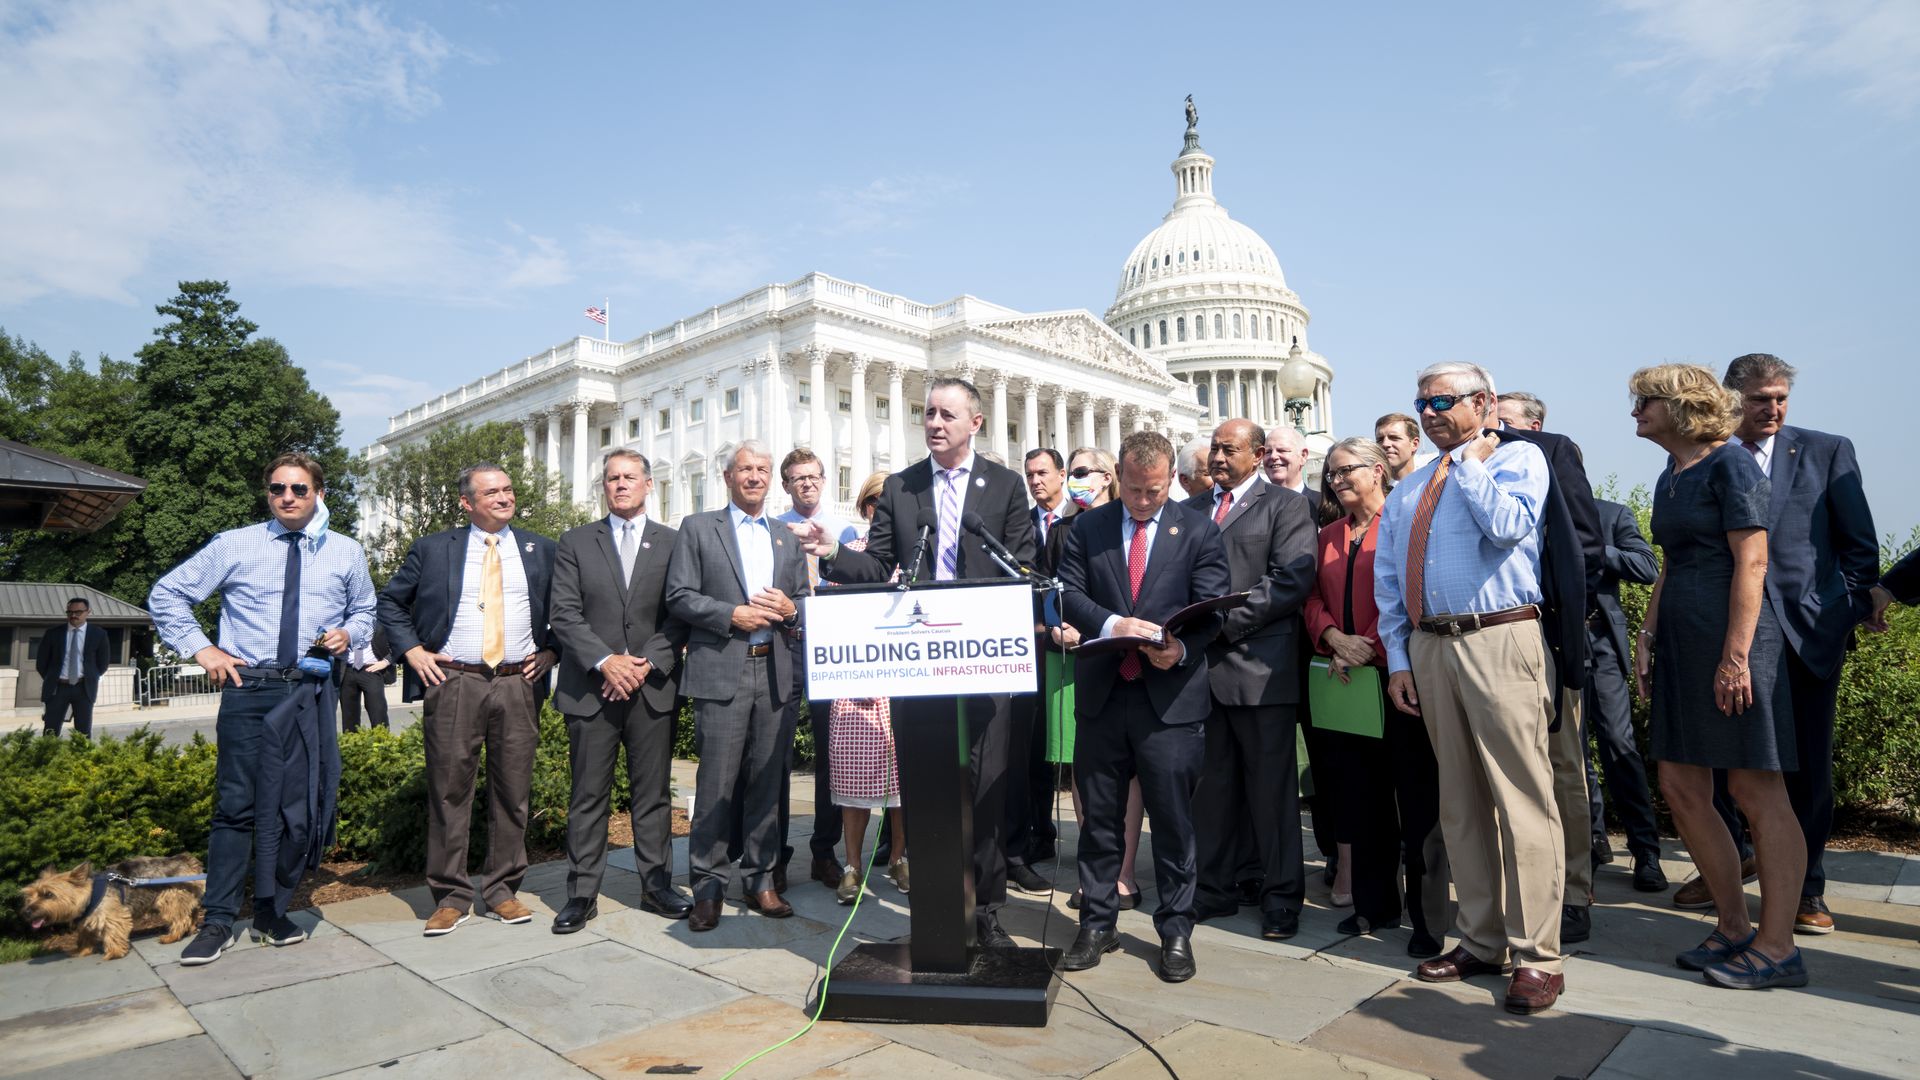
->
xmin=718 ymin=817 xmax=883 ymax=1079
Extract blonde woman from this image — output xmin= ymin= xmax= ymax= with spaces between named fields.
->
xmin=1631 ymin=363 xmax=1805 ymax=989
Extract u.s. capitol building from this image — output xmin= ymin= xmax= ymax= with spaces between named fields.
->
xmin=362 ymin=105 xmax=1334 ymax=527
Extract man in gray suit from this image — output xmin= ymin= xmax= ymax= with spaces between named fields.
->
xmin=666 ymin=441 xmax=810 ymax=931
xmin=1185 ymin=418 xmax=1318 ymax=940
xmin=549 ymin=450 xmax=692 ymax=932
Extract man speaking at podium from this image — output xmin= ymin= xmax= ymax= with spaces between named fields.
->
xmin=1057 ymin=431 xmax=1231 ymax=982
xmin=791 ymin=376 xmax=1036 ymax=947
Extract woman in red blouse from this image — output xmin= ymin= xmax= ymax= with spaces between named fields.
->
xmin=1304 ymin=437 xmax=1445 ymax=957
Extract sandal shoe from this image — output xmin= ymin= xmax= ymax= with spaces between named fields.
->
xmin=1676 ymin=927 xmax=1756 ymax=972
xmin=1703 ymin=946 xmax=1809 ymax=990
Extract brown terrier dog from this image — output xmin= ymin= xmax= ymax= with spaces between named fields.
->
xmin=20 ymin=855 xmax=205 ymax=960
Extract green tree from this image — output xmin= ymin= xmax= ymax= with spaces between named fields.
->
xmin=361 ymin=421 xmax=588 ymax=586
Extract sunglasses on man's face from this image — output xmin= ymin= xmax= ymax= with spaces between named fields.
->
xmin=267 ymin=482 xmax=312 ymax=497
xmin=1413 ymin=394 xmax=1469 ymax=414
xmin=1068 ymin=466 xmax=1107 ymax=479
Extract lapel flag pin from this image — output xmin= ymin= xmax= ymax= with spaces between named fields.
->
xmin=524 ymin=542 xmax=535 ymax=553
xmin=642 ymin=541 xmax=651 ymax=549
xmin=1168 ymin=525 xmax=1180 ymax=536
xmin=975 ymin=477 xmax=986 ymax=488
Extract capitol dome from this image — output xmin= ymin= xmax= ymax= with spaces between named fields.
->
xmin=1105 ymin=101 xmax=1333 ymax=441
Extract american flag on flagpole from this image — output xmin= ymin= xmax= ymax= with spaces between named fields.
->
xmin=584 ymin=306 xmax=608 ymax=325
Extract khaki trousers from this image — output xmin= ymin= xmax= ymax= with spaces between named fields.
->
xmin=1410 ymin=621 xmax=1564 ymax=973
xmin=1551 ymin=689 xmax=1593 ymax=902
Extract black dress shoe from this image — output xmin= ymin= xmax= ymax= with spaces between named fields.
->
xmin=1235 ymin=879 xmax=1262 ymax=907
xmin=1591 ymin=838 xmax=1616 ymax=866
xmin=1116 ymin=888 xmax=1141 ymax=911
xmin=1067 ymin=888 xmax=1084 ymax=910
xmin=1263 ymin=909 xmax=1301 ymax=940
xmin=811 ymin=856 xmax=844 ymax=888
xmin=1159 ymin=934 xmax=1196 ymax=983
xmin=1060 ymin=927 xmax=1121 ymax=971
xmin=1632 ymin=856 xmax=1669 ymax=893
xmin=1008 ymin=863 xmax=1051 ymax=895
xmin=1561 ymin=904 xmax=1591 ymax=944
xmin=977 ymin=913 xmax=1015 ymax=949
xmin=1407 ymin=930 xmax=1444 ymax=958
xmin=552 ymin=897 xmax=598 ymax=934
xmin=1336 ymin=912 xmax=1399 ymax=936
xmin=688 ymin=898 xmax=722 ymax=932
xmin=639 ymin=886 xmax=694 ymax=920
xmin=1322 ymin=851 xmax=1339 ymax=887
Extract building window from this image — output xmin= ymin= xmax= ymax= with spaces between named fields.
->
xmin=838 ymin=466 xmax=852 ymax=503
xmin=1232 ymin=313 xmax=1242 ymax=337
xmin=628 ymin=417 xmax=640 ymax=438
xmin=723 ymin=387 xmax=740 ymax=414
xmin=1213 ymin=313 xmax=1223 ymax=337
xmin=1194 ymin=314 xmax=1204 ymax=341
xmin=656 ymin=479 xmax=670 ymax=516
xmin=657 ymin=407 xmax=672 ymax=433
xmin=599 ymin=426 xmax=611 ymax=448
xmin=910 ymin=404 xmax=925 ymax=424
xmin=875 ymin=396 xmax=890 ymax=419
xmin=689 ymin=398 xmax=705 ymax=424
xmin=1176 ymin=316 xmax=1186 ymax=342
xmin=1128 ymin=327 xmax=1136 ymax=346
xmin=1007 ymin=421 xmax=1018 ymax=444
xmin=1266 ymin=316 xmax=1275 ymax=340
xmin=798 ymin=380 xmax=811 ymax=405
xmin=1158 ymin=320 xmax=1168 ymax=345
xmin=838 ymin=388 xmax=853 ymax=414
xmin=688 ymin=474 xmax=705 ymax=514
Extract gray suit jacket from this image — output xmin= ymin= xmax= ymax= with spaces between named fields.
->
xmin=550 ymin=516 xmax=688 ymax=716
xmin=1184 ymin=479 xmax=1318 ymax=706
xmin=666 ymin=506 xmax=810 ymax=704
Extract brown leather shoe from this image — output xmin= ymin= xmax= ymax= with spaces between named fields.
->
xmin=742 ymin=889 xmax=794 ymax=918
xmin=688 ymin=898 xmax=722 ymax=932
xmin=1504 ymin=967 xmax=1565 ymax=1014
xmin=1794 ymin=895 xmax=1836 ymax=934
xmin=488 ymin=898 xmax=533 ymax=924
xmin=1673 ymin=857 xmax=1757 ymax=910
xmin=1416 ymin=945 xmax=1505 ymax=983
xmin=422 ymin=907 xmax=469 ymax=936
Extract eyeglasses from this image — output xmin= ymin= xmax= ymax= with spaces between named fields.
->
xmin=786 ymin=474 xmax=825 ymax=487
xmin=1326 ymin=463 xmax=1372 ymax=480
xmin=1068 ymin=466 xmax=1108 ymax=479
xmin=1631 ymin=394 xmax=1666 ymax=412
xmin=1413 ymin=394 xmax=1467 ymax=414
xmin=65 ymin=609 xmax=88 ymax=616
xmin=267 ymin=482 xmax=312 ymax=497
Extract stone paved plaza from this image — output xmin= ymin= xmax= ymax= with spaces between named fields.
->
xmin=4 ymin=764 xmax=1918 ymax=1079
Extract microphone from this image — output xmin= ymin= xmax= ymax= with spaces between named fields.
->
xmin=900 ymin=506 xmax=938 ymax=586
xmin=962 ymin=510 xmax=1035 ymax=581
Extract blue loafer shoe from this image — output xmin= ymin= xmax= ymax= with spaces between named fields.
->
xmin=1704 ymin=946 xmax=1809 ymax=990
xmin=1676 ymin=928 xmax=1756 ymax=971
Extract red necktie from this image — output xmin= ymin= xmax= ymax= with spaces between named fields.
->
xmin=1043 ymin=510 xmax=1055 ymax=543
xmin=1213 ymin=489 xmax=1233 ymax=525
xmin=1404 ymin=454 xmax=1453 ymax=627
xmin=1119 ymin=518 xmax=1150 ymax=681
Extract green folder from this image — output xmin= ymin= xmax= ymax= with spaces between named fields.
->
xmin=1308 ymin=658 xmax=1386 ymax=739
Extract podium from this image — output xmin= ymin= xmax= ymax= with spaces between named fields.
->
xmin=803 ymin=578 xmax=1061 ymax=1026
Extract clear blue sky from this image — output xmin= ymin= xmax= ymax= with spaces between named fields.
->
xmin=3 ymin=1 xmax=1915 ymax=539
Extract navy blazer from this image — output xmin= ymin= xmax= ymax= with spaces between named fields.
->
xmin=1754 ymin=426 xmax=1879 ymax=678
xmin=1592 ymin=499 xmax=1659 ymax=678
xmin=1059 ymin=498 xmax=1231 ymax=725
xmin=377 ymin=526 xmax=560 ymax=702
xmin=1182 ymin=479 xmax=1317 ymax=707
xmin=1497 ymin=427 xmax=1594 ymax=718
xmin=825 ymin=453 xmax=1036 ymax=585
xmin=35 ymin=623 xmax=110 ymax=702
xmin=253 ymin=677 xmax=339 ymax=920
xmin=1884 ymin=548 xmax=1920 ymax=606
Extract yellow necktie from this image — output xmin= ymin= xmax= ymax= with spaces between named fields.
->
xmin=482 ymin=535 xmax=505 ymax=667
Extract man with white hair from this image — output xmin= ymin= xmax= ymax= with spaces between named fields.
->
xmin=1375 ymin=360 xmax=1568 ymax=1014
xmin=1176 ymin=437 xmax=1212 ymax=499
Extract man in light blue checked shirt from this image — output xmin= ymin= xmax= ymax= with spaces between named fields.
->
xmin=1373 ymin=361 xmax=1567 ymax=1016
xmin=149 ymin=452 xmax=376 ymax=967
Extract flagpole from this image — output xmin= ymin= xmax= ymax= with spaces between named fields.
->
xmin=604 ymin=297 xmax=611 ymax=342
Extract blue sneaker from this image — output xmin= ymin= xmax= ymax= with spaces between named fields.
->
xmin=179 ymin=923 xmax=236 ymax=966
xmin=251 ymin=912 xmax=308 ymax=947
xmin=1676 ymin=928 xmax=1755 ymax=971
xmin=1704 ymin=946 xmax=1809 ymax=989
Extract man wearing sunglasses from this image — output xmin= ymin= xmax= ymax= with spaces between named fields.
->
xmin=1374 ymin=362 xmax=1571 ymax=1015
xmin=150 ymin=453 xmax=378 ymax=965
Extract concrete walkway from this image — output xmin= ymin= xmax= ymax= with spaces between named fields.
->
xmin=5 ymin=774 xmax=1919 ymax=1079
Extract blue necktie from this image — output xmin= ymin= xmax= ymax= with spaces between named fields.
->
xmin=277 ymin=532 xmax=303 ymax=667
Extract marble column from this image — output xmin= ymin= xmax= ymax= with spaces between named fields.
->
xmin=521 ymin=417 xmax=536 ymax=471
xmin=1021 ymin=378 xmax=1040 ymax=455
xmin=1052 ymin=389 xmax=1069 ymax=452
xmin=1079 ymin=395 xmax=1095 ymax=452
xmin=1229 ymin=369 xmax=1242 ymax=420
xmin=571 ymin=401 xmax=592 ymax=504
xmin=669 ymin=385 xmax=686 ymax=516
xmin=635 ymin=395 xmax=656 ymax=520
xmin=1104 ymin=401 xmax=1121 ymax=451
xmin=990 ymin=372 xmax=1009 ymax=463
xmin=1132 ymin=406 xmax=1148 ymax=433
xmin=887 ymin=362 xmax=907 ymax=470
xmin=806 ymin=344 xmax=831 ymax=460
xmin=849 ymin=354 xmax=872 ymax=494
xmin=762 ymin=348 xmax=786 ymax=455
xmin=544 ymin=410 xmax=561 ymax=478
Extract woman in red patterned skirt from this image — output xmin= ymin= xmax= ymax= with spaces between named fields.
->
xmin=831 ymin=472 xmax=908 ymax=903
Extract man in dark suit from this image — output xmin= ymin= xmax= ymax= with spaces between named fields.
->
xmin=1582 ymin=498 xmax=1664 ymax=890
xmin=38 ymin=596 xmax=110 ymax=736
xmin=1186 ymin=419 xmax=1317 ymax=939
xmin=1006 ymin=447 xmax=1074 ymax=893
xmin=1689 ymin=354 xmax=1878 ymax=934
xmin=669 ymin=441 xmax=809 ymax=931
xmin=1057 ymin=431 xmax=1231 ymax=982
xmin=1498 ymin=392 xmax=1604 ymax=945
xmin=548 ymin=450 xmax=692 ymax=932
xmin=378 ymin=462 xmax=559 ymax=936
xmin=338 ymin=623 xmax=393 ymax=732
xmin=792 ymin=376 xmax=1037 ymax=947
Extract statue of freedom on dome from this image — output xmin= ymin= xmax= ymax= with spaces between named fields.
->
xmin=1184 ymin=95 xmax=1198 ymax=134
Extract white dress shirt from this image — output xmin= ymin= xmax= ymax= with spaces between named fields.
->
xmin=1729 ymin=432 xmax=1775 ymax=477
xmin=64 ymin=623 xmax=86 ymax=682
xmin=729 ymin=503 xmax=777 ymax=645
xmin=443 ymin=524 xmax=535 ymax=663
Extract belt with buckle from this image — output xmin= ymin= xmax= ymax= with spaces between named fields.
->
xmin=746 ymin=642 xmax=774 ymax=658
xmin=233 ymin=665 xmax=310 ymax=682
xmin=1417 ymin=604 xmax=1540 ymax=637
xmin=440 ymin=659 xmax=529 ymax=678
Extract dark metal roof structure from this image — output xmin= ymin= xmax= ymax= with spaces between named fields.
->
xmin=0 ymin=439 xmax=146 ymax=532
xmin=0 ymin=583 xmax=152 ymax=625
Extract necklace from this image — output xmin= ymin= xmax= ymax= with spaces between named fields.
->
xmin=1666 ymin=443 xmax=1719 ymax=497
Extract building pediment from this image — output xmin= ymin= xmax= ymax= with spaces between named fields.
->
xmin=972 ymin=311 xmax=1175 ymax=389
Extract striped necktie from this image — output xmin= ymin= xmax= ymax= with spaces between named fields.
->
xmin=936 ymin=469 xmax=963 ymax=580
xmin=1403 ymin=454 xmax=1453 ymax=627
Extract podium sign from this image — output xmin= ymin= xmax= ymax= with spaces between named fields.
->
xmin=804 ymin=582 xmax=1036 ymax=700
